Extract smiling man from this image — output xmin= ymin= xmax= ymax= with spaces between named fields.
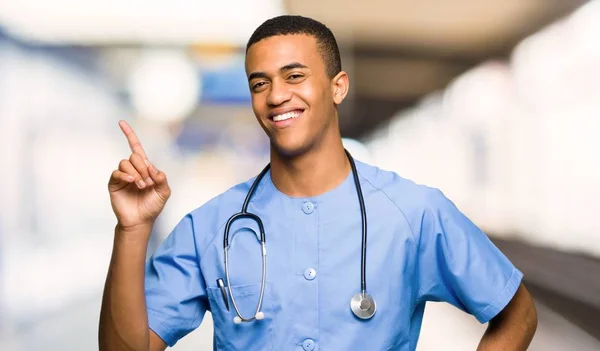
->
xmin=99 ymin=15 xmax=538 ymax=351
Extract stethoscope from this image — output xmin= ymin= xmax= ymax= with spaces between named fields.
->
xmin=216 ymin=150 xmax=376 ymax=324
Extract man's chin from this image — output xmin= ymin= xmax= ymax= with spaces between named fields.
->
xmin=270 ymin=140 xmax=310 ymax=159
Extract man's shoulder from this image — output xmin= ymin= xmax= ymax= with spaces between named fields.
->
xmin=188 ymin=174 xmax=261 ymax=219
xmin=356 ymin=160 xmax=450 ymax=216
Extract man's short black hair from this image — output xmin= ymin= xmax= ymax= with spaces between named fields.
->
xmin=246 ymin=15 xmax=342 ymax=78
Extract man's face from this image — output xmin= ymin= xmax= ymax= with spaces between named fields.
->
xmin=245 ymin=34 xmax=342 ymax=157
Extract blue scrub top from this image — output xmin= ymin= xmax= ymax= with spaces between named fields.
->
xmin=145 ymin=160 xmax=523 ymax=351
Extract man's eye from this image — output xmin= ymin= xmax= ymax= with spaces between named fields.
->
xmin=252 ymin=82 xmax=266 ymax=90
xmin=289 ymin=74 xmax=303 ymax=80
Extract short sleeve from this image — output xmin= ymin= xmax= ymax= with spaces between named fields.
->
xmin=145 ymin=214 xmax=209 ymax=346
xmin=416 ymin=189 xmax=523 ymax=324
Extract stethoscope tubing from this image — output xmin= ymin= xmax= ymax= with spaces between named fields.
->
xmin=222 ymin=150 xmax=374 ymax=323
xmin=346 ymin=149 xmax=368 ymax=294
xmin=223 ymin=164 xmax=270 ymax=323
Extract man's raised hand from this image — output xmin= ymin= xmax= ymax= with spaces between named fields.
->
xmin=108 ymin=120 xmax=171 ymax=232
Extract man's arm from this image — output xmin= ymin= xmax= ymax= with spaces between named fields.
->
xmin=99 ymin=121 xmax=172 ymax=351
xmin=98 ymin=224 xmax=167 ymax=351
xmin=477 ymin=283 xmax=538 ymax=351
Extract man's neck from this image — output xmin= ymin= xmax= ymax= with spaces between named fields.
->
xmin=269 ymin=139 xmax=350 ymax=198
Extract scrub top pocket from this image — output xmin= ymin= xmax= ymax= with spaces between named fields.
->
xmin=208 ymin=282 xmax=277 ymax=351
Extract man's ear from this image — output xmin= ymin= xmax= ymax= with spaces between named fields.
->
xmin=332 ymin=71 xmax=350 ymax=105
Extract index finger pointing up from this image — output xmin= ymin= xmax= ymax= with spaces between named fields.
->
xmin=118 ymin=120 xmax=148 ymax=160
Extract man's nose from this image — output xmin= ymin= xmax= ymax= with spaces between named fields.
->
xmin=267 ymin=80 xmax=292 ymax=106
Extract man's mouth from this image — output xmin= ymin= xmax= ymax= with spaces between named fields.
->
xmin=270 ymin=109 xmax=304 ymax=122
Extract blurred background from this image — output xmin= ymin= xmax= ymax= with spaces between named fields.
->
xmin=1 ymin=0 xmax=599 ymax=350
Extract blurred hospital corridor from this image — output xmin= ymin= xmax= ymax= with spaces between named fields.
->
xmin=2 ymin=0 xmax=600 ymax=350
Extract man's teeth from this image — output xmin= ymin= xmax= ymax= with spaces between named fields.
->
xmin=272 ymin=111 xmax=301 ymax=122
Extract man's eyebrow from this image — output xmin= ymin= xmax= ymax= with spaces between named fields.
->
xmin=280 ymin=62 xmax=308 ymax=72
xmin=248 ymin=71 xmax=268 ymax=81
xmin=248 ymin=62 xmax=309 ymax=81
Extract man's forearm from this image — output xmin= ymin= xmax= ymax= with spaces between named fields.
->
xmin=477 ymin=284 xmax=538 ymax=351
xmin=99 ymin=224 xmax=153 ymax=351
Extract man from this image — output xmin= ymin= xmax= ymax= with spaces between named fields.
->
xmin=99 ymin=15 xmax=537 ymax=351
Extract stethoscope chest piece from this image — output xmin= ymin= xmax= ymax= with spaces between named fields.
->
xmin=350 ymin=292 xmax=376 ymax=319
